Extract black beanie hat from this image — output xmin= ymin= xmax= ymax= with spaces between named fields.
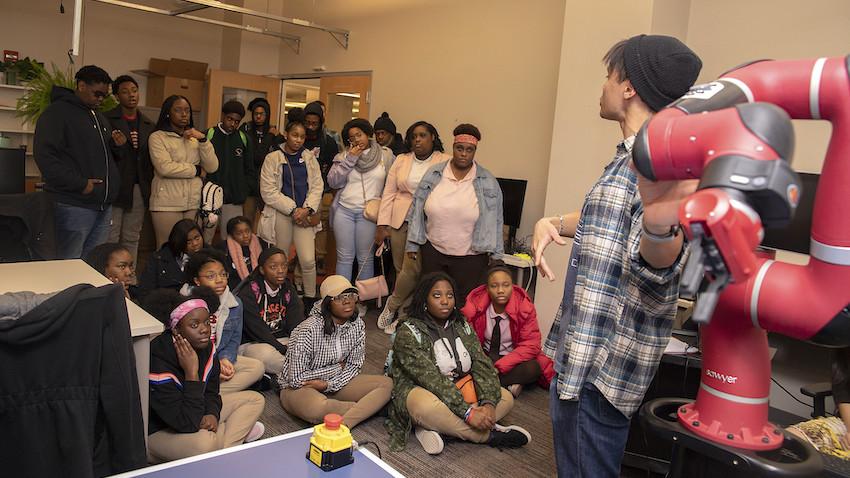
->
xmin=222 ymin=100 xmax=246 ymax=118
xmin=247 ymin=97 xmax=271 ymax=114
xmin=623 ymin=34 xmax=702 ymax=112
xmin=258 ymin=246 xmax=286 ymax=267
xmin=373 ymin=112 xmax=397 ymax=135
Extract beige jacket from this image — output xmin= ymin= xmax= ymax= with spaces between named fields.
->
xmin=257 ymin=148 xmax=324 ymax=244
xmin=148 ymin=130 xmax=219 ymax=212
xmin=377 ymin=151 xmax=450 ymax=229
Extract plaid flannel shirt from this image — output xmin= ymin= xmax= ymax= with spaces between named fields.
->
xmin=278 ymin=304 xmax=366 ymax=393
xmin=543 ymin=137 xmax=686 ymax=417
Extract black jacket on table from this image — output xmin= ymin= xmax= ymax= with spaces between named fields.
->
xmin=33 ymin=86 xmax=120 ymax=210
xmin=104 ymin=107 xmax=156 ymax=210
xmin=148 ymin=329 xmax=222 ymax=435
xmin=0 ymin=284 xmax=146 ymax=477
xmin=235 ymin=275 xmax=305 ymax=355
xmin=136 ymin=245 xmax=187 ymax=301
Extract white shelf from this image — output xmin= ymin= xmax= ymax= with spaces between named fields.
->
xmin=0 ymin=84 xmax=29 ymax=91
xmin=0 ymin=106 xmax=17 ymax=111
xmin=0 ymin=130 xmax=33 ymax=135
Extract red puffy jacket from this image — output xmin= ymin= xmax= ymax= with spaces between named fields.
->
xmin=461 ymin=284 xmax=555 ymax=388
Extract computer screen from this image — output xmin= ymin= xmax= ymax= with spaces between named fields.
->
xmin=760 ymin=172 xmax=819 ymax=254
xmin=497 ymin=178 xmax=527 ymax=229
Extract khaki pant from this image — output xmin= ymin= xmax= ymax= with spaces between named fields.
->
xmin=407 ymin=386 xmax=514 ymax=443
xmin=239 ymin=338 xmax=288 ymax=374
xmin=274 ymin=211 xmax=317 ymax=298
xmin=280 ymin=374 xmax=392 ymax=429
xmin=151 ymin=210 xmax=197 ymax=249
xmin=147 ymin=390 xmax=265 ymax=463
xmin=385 ymin=222 xmax=421 ymax=316
xmin=218 ymin=355 xmax=265 ymax=395
xmin=108 ymin=184 xmax=146 ymax=263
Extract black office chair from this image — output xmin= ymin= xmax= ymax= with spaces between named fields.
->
xmin=801 ymin=382 xmax=833 ymax=419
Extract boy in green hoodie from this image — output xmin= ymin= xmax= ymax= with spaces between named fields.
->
xmin=206 ymin=100 xmax=256 ymax=243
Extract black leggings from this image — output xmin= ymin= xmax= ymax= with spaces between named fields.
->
xmin=420 ymin=241 xmax=488 ymax=307
xmin=496 ymin=359 xmax=542 ymax=387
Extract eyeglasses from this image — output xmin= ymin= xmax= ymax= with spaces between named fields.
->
xmin=93 ymin=90 xmax=108 ymax=99
xmin=200 ymin=271 xmax=229 ymax=281
xmin=332 ymin=292 xmax=359 ymax=303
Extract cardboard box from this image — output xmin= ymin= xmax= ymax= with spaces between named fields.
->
xmin=146 ymin=58 xmax=208 ymax=110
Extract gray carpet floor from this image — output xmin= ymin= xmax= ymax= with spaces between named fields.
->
xmin=253 ymin=308 xmax=558 ymax=477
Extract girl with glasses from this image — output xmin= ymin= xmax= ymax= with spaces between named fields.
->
xmin=278 ymin=275 xmax=392 ymax=429
xmin=182 ymin=248 xmax=264 ymax=394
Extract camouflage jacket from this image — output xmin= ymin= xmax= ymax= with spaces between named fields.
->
xmin=384 ymin=314 xmax=502 ymax=451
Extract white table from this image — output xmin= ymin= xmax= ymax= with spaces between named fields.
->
xmin=0 ymin=259 xmax=163 ymax=444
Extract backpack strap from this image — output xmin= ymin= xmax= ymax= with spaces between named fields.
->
xmin=239 ymin=130 xmax=249 ymax=148
xmin=206 ymin=128 xmax=215 ymax=142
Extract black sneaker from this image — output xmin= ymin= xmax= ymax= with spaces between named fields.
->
xmin=487 ymin=428 xmax=530 ymax=449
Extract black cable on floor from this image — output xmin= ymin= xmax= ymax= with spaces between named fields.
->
xmin=356 ymin=440 xmax=382 ymax=459
xmin=771 ymin=377 xmax=815 ymax=409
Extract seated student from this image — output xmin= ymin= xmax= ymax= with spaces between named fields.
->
xmin=137 ymin=219 xmax=204 ymax=301
xmin=216 ymin=216 xmax=265 ymax=290
xmin=182 ymin=248 xmax=264 ymax=394
xmin=461 ymin=265 xmax=556 ymax=397
xmin=278 ymin=275 xmax=392 ymax=429
xmin=235 ymin=246 xmax=306 ymax=375
xmin=84 ymin=242 xmax=136 ymax=299
xmin=385 ymin=272 xmax=530 ymax=455
xmin=143 ymin=287 xmax=265 ymax=464
xmin=788 ymin=347 xmax=850 ymax=457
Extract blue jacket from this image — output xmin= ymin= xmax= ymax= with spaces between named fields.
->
xmin=218 ymin=293 xmax=243 ymax=363
xmin=405 ymin=161 xmax=504 ymax=256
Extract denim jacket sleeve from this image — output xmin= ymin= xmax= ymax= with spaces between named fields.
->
xmin=405 ymin=162 xmax=446 ymax=253
xmin=472 ymin=166 xmax=505 ymax=256
xmin=219 ymin=298 xmax=243 ymax=362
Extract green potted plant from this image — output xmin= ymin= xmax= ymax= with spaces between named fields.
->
xmin=16 ymin=63 xmax=117 ymax=125
xmin=1 ymin=60 xmax=19 ymax=85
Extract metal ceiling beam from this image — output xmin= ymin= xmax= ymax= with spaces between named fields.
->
xmin=169 ymin=4 xmax=210 ymax=15
xmin=91 ymin=0 xmax=301 ymax=53
xmin=179 ymin=0 xmax=350 ymax=49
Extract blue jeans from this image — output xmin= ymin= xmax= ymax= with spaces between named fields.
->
xmin=333 ymin=204 xmax=376 ymax=281
xmin=549 ymin=380 xmax=631 ymax=478
xmin=54 ymin=202 xmax=113 ymax=259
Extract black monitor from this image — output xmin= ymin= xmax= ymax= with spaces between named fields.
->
xmin=760 ymin=172 xmax=818 ymax=254
xmin=497 ymin=178 xmax=527 ymax=230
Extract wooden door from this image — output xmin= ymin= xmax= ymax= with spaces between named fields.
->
xmin=207 ymin=70 xmax=282 ymax=129
xmin=319 ymin=75 xmax=372 ymax=133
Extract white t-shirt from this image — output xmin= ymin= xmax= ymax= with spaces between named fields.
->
xmin=406 ymin=153 xmax=434 ymax=192
xmin=338 ymin=150 xmax=388 ymax=210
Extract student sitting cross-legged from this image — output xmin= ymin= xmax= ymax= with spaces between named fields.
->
xmin=143 ymin=287 xmax=265 ymax=463
xmin=385 ymin=272 xmax=531 ymax=455
xmin=278 ymin=275 xmax=392 ymax=429
xmin=461 ymin=264 xmax=555 ymax=397
xmin=235 ymin=246 xmax=306 ymax=375
xmin=181 ymin=248 xmax=265 ymax=394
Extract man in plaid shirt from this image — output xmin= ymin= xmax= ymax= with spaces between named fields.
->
xmin=533 ymin=35 xmax=702 ymax=477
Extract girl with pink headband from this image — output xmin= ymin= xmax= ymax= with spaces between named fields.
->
xmin=142 ymin=288 xmax=266 ymax=463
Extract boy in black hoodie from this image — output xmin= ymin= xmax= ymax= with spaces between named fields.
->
xmin=144 ymin=287 xmax=265 ymax=463
xmin=240 ymin=97 xmax=281 ymax=220
xmin=34 ymin=65 xmax=122 ymax=259
xmin=235 ymin=247 xmax=305 ymax=374
xmin=303 ymin=101 xmax=340 ymax=269
xmin=206 ymin=100 xmax=256 ymax=244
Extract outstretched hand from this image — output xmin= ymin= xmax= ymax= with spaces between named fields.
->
xmin=532 ymin=217 xmax=567 ymax=281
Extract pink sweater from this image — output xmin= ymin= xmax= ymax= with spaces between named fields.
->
xmin=377 ymin=152 xmax=450 ymax=229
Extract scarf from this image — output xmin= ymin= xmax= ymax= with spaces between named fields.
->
xmin=353 ymin=138 xmax=383 ymax=173
xmin=227 ymin=235 xmax=262 ymax=281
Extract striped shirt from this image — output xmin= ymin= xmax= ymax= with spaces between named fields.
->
xmin=277 ymin=303 xmax=366 ymax=393
xmin=543 ymin=137 xmax=686 ymax=417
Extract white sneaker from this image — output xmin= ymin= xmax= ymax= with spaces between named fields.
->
xmin=357 ymin=303 xmax=367 ymax=319
xmin=494 ymin=423 xmax=532 ymax=445
xmin=377 ymin=304 xmax=396 ymax=329
xmin=245 ymin=421 xmax=265 ymax=443
xmin=414 ymin=427 xmax=444 ymax=455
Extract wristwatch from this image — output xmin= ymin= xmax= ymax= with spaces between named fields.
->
xmin=642 ymin=223 xmax=681 ymax=242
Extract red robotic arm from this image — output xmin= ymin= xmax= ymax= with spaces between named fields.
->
xmin=633 ymin=56 xmax=850 ymax=451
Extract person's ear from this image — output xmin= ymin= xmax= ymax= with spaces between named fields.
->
xmin=194 ymin=278 xmax=201 ymax=286
xmin=623 ymin=80 xmax=637 ymax=100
